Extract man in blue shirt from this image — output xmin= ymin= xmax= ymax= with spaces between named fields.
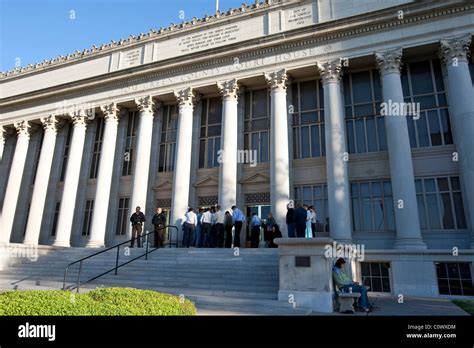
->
xmin=231 ymin=205 xmax=246 ymax=248
xmin=249 ymin=213 xmax=262 ymax=248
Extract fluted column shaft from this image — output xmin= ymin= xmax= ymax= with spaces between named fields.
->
xmin=87 ymin=104 xmax=120 ymax=247
xmin=23 ymin=116 xmax=59 ymax=245
xmin=376 ymin=49 xmax=426 ymax=249
xmin=170 ymin=88 xmax=195 ymax=241
xmin=217 ymin=79 xmax=239 ymax=213
xmin=129 ymin=96 xmax=155 ymax=237
xmin=318 ymin=61 xmax=352 ymax=243
xmin=0 ymin=121 xmax=31 ymax=244
xmin=265 ymin=70 xmax=290 ymax=236
xmin=54 ymin=113 xmax=88 ymax=247
xmin=440 ymin=35 xmax=474 ymax=248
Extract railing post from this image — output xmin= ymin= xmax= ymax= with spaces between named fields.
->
xmin=145 ymin=233 xmax=149 ymax=260
xmin=115 ymin=245 xmax=120 ymax=275
xmin=76 ymin=261 xmax=82 ymax=293
xmin=63 ymin=267 xmax=69 ymax=290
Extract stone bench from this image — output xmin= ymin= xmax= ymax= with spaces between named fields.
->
xmin=337 ymin=291 xmax=361 ymax=314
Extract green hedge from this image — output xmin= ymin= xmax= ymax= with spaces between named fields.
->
xmin=452 ymin=300 xmax=474 ymax=315
xmin=0 ymin=287 xmax=196 ymax=316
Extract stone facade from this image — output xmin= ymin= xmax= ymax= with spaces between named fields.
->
xmin=0 ymin=0 xmax=473 ymax=298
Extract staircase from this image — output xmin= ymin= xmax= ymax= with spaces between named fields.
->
xmin=0 ymin=245 xmax=311 ymax=315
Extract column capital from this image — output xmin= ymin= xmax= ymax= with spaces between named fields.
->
xmin=317 ymin=60 xmax=343 ymax=84
xmin=134 ymin=95 xmax=155 ymax=113
xmin=217 ymin=79 xmax=239 ymax=100
xmin=40 ymin=115 xmax=59 ymax=134
xmin=375 ymin=48 xmax=403 ymax=75
xmin=13 ymin=120 xmax=32 ymax=137
xmin=100 ymin=102 xmax=121 ymax=122
xmin=264 ymin=69 xmax=288 ymax=92
xmin=174 ymin=87 xmax=196 ymax=108
xmin=0 ymin=125 xmax=15 ymax=142
xmin=439 ymin=35 xmax=471 ymax=65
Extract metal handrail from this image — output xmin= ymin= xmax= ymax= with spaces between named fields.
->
xmin=63 ymin=225 xmax=179 ymax=292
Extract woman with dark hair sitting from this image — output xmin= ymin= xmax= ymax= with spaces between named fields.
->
xmin=269 ymin=224 xmax=282 ymax=248
xmin=332 ymin=258 xmax=371 ymax=312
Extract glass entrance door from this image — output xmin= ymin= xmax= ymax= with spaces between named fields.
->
xmin=246 ymin=205 xmax=270 ymax=247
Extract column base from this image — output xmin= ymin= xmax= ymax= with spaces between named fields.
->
xmin=52 ymin=241 xmax=71 ymax=248
xmin=22 ymin=240 xmax=39 ymax=246
xmin=394 ymin=238 xmax=427 ymax=250
xmin=85 ymin=240 xmax=105 ymax=248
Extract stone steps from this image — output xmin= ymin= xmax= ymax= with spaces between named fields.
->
xmin=0 ymin=246 xmax=312 ymax=315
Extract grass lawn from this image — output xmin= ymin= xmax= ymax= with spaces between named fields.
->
xmin=0 ymin=287 xmax=196 ymax=316
xmin=452 ymin=300 xmax=474 ymax=315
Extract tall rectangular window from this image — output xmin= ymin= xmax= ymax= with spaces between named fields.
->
xmin=51 ymin=202 xmax=61 ymax=236
xmin=89 ymin=118 xmax=105 ymax=179
xmin=122 ymin=111 xmax=138 ymax=176
xmin=82 ymin=200 xmax=94 ymax=236
xmin=292 ymin=80 xmax=326 ymax=159
xmin=199 ymin=97 xmax=222 ymax=168
xmin=402 ymin=59 xmax=453 ymax=148
xmin=415 ymin=176 xmax=467 ymax=230
xmin=244 ymin=88 xmax=270 ymax=163
xmin=361 ymin=262 xmax=391 ymax=293
xmin=116 ymin=197 xmax=130 ymax=236
xmin=344 ymin=69 xmax=386 ymax=154
xmin=158 ymin=105 xmax=177 ymax=172
xmin=32 ymin=130 xmax=45 ymax=182
xmin=350 ymin=180 xmax=395 ymax=232
xmin=60 ymin=123 xmax=72 ymax=182
xmin=294 ymin=184 xmax=329 ymax=233
xmin=436 ymin=262 xmax=474 ymax=296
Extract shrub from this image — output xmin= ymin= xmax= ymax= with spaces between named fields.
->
xmin=0 ymin=287 xmax=196 ymax=316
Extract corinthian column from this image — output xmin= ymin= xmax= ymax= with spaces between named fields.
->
xmin=264 ymin=69 xmax=290 ymax=236
xmin=317 ymin=61 xmax=351 ymax=243
xmin=170 ymin=88 xmax=195 ymax=240
xmin=217 ymin=79 xmax=239 ymax=213
xmin=23 ymin=116 xmax=59 ymax=245
xmin=0 ymin=126 xmax=7 ymax=163
xmin=376 ymin=48 xmax=425 ymax=249
xmin=87 ymin=103 xmax=121 ymax=247
xmin=439 ymin=35 xmax=474 ymax=248
xmin=129 ymin=96 xmax=155 ymax=237
xmin=0 ymin=121 xmax=32 ymax=244
xmin=54 ymin=112 xmax=88 ymax=247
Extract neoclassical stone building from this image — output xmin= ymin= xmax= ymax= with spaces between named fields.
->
xmin=0 ymin=0 xmax=473 ymax=297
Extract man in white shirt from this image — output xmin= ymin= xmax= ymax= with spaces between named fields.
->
xmin=183 ymin=207 xmax=197 ymax=248
xmin=214 ymin=205 xmax=225 ymax=248
xmin=200 ymin=208 xmax=213 ymax=247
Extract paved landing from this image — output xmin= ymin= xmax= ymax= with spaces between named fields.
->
xmin=310 ymin=295 xmax=470 ymax=316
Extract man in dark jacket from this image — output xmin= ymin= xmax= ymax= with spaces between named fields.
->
xmin=286 ymin=201 xmax=296 ymax=238
xmin=294 ymin=204 xmax=308 ymax=238
xmin=130 ymin=206 xmax=146 ymax=248
xmin=152 ymin=207 xmax=166 ymax=248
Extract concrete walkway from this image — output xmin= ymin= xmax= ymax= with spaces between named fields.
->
xmin=311 ymin=295 xmax=470 ymax=316
xmin=197 ymin=295 xmax=470 ymax=316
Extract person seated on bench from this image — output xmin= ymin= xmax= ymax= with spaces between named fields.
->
xmin=332 ymin=258 xmax=370 ymax=312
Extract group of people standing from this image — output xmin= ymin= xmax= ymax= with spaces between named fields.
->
xmin=182 ymin=205 xmax=246 ymax=248
xmin=285 ymin=201 xmax=320 ymax=238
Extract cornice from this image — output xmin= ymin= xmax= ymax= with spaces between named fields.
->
xmin=0 ymin=1 xmax=472 ymax=115
xmin=0 ymin=0 xmax=279 ymax=79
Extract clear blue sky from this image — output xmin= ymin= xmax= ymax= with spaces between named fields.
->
xmin=0 ymin=0 xmax=249 ymax=72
